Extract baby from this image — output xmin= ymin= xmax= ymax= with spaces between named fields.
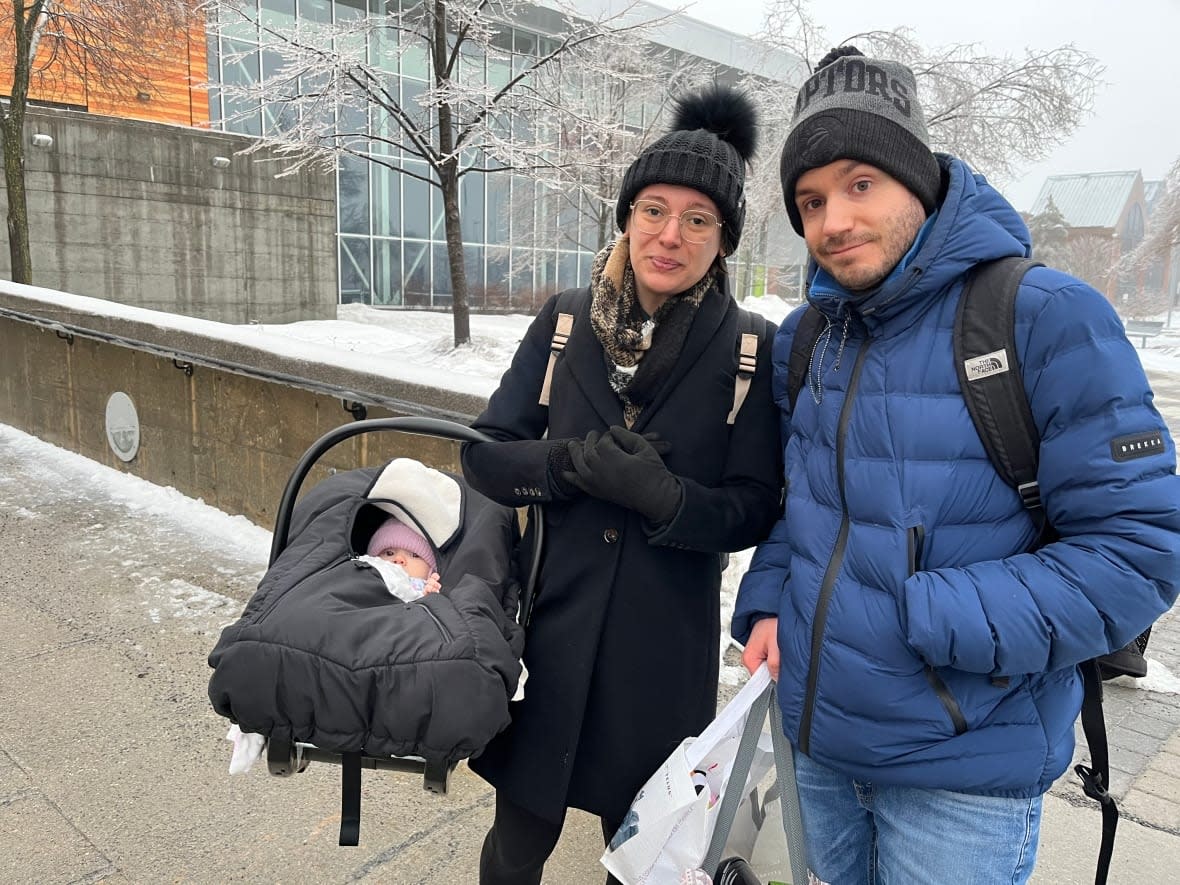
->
xmin=362 ymin=516 xmax=442 ymax=601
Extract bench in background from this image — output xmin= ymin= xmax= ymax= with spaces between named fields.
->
xmin=1125 ymin=319 xmax=1165 ymax=348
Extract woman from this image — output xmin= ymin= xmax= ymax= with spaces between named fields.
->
xmin=461 ymin=83 xmax=782 ymax=884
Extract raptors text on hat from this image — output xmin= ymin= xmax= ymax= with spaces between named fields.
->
xmin=795 ymin=57 xmax=913 ymax=118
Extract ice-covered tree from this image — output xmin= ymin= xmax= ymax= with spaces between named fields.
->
xmin=510 ymin=37 xmax=713 ymax=263
xmin=745 ymin=0 xmax=1103 ymax=254
xmin=207 ymin=0 xmax=667 ymax=346
xmin=1027 ymin=195 xmax=1070 ymax=267
xmin=1121 ymin=156 xmax=1180 ymax=277
xmin=1 ymin=0 xmax=202 ymax=283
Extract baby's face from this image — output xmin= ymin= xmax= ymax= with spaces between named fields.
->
xmin=375 ymin=547 xmax=432 ymax=579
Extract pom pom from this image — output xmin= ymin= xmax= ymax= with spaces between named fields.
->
xmin=669 ymin=83 xmax=758 ymax=162
xmin=814 ymin=44 xmax=864 ymax=72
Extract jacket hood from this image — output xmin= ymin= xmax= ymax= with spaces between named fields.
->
xmin=366 ymin=458 xmax=463 ymax=550
xmin=807 ymin=155 xmax=1032 ymax=327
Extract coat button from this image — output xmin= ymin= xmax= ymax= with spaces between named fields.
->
xmin=603 ymin=528 xmax=619 ymax=544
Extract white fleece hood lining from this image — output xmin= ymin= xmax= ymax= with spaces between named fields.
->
xmin=366 ymin=458 xmax=462 ymax=549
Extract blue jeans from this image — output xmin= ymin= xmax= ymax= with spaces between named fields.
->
xmin=793 ymin=750 xmax=1042 ymax=885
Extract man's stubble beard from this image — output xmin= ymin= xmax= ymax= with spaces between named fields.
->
xmin=816 ymin=197 xmax=927 ymax=293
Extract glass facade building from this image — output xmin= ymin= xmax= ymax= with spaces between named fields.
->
xmin=206 ymin=0 xmax=796 ymax=310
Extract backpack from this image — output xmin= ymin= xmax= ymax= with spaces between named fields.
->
xmin=539 ymin=287 xmax=763 ymax=425
xmin=785 ymin=256 xmax=1153 ymax=885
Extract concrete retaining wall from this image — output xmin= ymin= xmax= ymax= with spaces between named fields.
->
xmin=0 ymin=107 xmax=338 ymax=324
xmin=0 ymin=282 xmax=487 ymax=528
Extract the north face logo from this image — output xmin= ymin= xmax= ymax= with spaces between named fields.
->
xmin=964 ymin=349 xmax=1010 ymax=380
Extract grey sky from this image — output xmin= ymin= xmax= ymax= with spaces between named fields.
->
xmin=680 ymin=0 xmax=1180 ymax=211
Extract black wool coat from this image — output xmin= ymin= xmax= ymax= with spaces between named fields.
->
xmin=461 ymin=283 xmax=783 ymax=825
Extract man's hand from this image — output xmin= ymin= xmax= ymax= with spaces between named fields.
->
xmin=741 ymin=617 xmax=780 ymax=680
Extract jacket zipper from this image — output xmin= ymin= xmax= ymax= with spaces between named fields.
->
xmin=353 ymin=556 xmax=454 ymax=642
xmin=798 ymin=340 xmax=871 ymax=755
xmin=908 ymin=525 xmax=968 ymax=736
xmin=420 ymin=604 xmax=454 ymax=642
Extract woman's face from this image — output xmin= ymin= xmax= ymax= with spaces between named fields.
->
xmin=625 ymin=184 xmax=723 ymax=313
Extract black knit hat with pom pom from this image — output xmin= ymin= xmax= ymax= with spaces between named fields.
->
xmin=616 ymin=83 xmax=758 ymax=253
xmin=780 ymin=45 xmax=941 ymax=236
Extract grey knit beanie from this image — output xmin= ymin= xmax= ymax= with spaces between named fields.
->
xmin=780 ymin=46 xmax=941 ymax=235
xmin=616 ymin=84 xmax=758 ymax=254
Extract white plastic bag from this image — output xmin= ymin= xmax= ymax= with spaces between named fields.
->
xmin=601 ymin=666 xmax=777 ymax=884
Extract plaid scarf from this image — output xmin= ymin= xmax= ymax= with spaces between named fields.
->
xmin=588 ymin=236 xmax=714 ymax=426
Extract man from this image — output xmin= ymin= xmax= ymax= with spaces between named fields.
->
xmin=734 ymin=46 xmax=1180 ymax=884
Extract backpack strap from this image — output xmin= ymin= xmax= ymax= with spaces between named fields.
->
xmin=956 ymin=256 xmax=1123 ymax=885
xmin=786 ymin=306 xmax=826 ymax=413
xmin=727 ymin=309 xmax=760 ymax=425
xmin=538 ymin=291 xmax=580 ymax=407
xmin=953 ymin=257 xmax=1044 ymax=510
xmin=1074 ymin=660 xmax=1119 ymax=885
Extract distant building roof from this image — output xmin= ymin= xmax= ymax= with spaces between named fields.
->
xmin=534 ymin=0 xmax=803 ymax=81
xmin=1030 ymin=170 xmax=1141 ymax=228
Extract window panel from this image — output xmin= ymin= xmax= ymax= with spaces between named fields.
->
xmin=370 ymin=73 xmax=401 ymax=156
xmin=300 ymin=0 xmax=331 ymax=23
xmin=372 ymin=163 xmax=401 ymax=237
xmin=373 ymin=239 xmax=403 ymax=306
xmin=558 ymin=251 xmax=578 ymax=291
xmin=401 ymin=78 xmax=431 ymax=137
xmin=206 ymin=35 xmax=222 ymax=124
xmin=464 ymin=245 xmax=485 ymax=306
xmin=220 ymin=1 xmax=260 ymax=44
xmin=370 ymin=18 xmax=398 ymax=72
xmin=338 ymin=154 xmax=371 ymax=235
xmin=401 ymin=42 xmax=429 ymax=80
xmin=261 ymin=0 xmax=295 ymax=31
xmin=486 ymin=174 xmax=509 ymax=244
xmin=509 ymin=249 xmax=534 ymax=305
xmin=511 ymin=175 xmax=534 ymax=241
xmin=404 ymin=240 xmax=430 ymax=306
xmin=339 ymin=236 xmax=372 ymax=303
xmin=433 ymin=244 xmax=453 ymax=302
xmin=460 ymin=172 xmax=485 ymax=243
xmin=402 ymin=161 xmax=431 ymax=240
xmin=261 ymin=48 xmax=298 ymax=135
xmin=222 ymin=39 xmax=262 ymax=136
xmin=514 ymin=31 xmax=537 ymax=56
xmin=485 ymin=246 xmax=509 ymax=307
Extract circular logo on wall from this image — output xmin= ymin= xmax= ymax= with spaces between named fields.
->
xmin=105 ymin=392 xmax=141 ymax=463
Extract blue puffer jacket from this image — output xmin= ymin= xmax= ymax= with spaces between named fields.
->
xmin=734 ymin=156 xmax=1180 ymax=798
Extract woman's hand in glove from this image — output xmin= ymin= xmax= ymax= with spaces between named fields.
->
xmin=562 ymin=426 xmax=682 ymax=524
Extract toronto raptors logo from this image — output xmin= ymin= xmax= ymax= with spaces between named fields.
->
xmin=799 ymin=115 xmax=846 ymax=166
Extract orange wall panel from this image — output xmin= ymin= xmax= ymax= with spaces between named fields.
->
xmin=1 ymin=13 xmax=208 ymax=128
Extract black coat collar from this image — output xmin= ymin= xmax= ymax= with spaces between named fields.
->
xmin=560 ymin=283 xmax=730 ymax=430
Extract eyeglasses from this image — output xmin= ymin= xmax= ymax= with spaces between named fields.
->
xmin=629 ymin=200 xmax=723 ymax=244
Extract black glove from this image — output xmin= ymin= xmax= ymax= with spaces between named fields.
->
xmin=562 ymin=426 xmax=681 ymax=524
xmin=547 ymin=437 xmax=583 ymax=499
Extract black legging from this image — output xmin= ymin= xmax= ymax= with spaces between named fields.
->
xmin=479 ymin=792 xmax=624 ymax=885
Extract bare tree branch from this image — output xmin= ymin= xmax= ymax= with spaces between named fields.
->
xmin=207 ymin=0 xmax=672 ymax=344
xmin=2 ymin=0 xmax=203 ymax=283
xmin=1121 ymin=156 xmax=1180 ymax=274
